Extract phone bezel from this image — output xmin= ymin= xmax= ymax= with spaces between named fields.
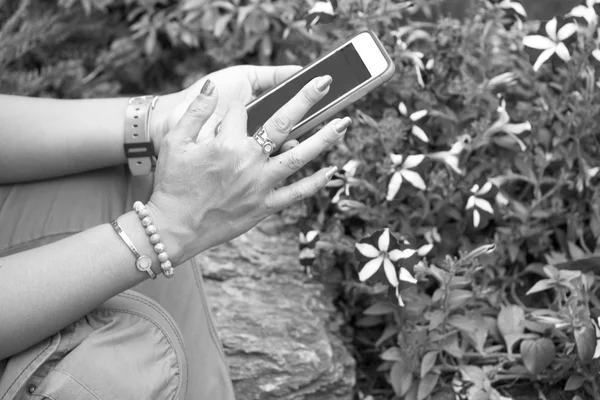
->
xmin=246 ymin=30 xmax=394 ymax=138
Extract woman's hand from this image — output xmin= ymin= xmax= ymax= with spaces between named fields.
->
xmin=149 ymin=65 xmax=301 ymax=153
xmin=146 ymin=75 xmax=351 ymax=266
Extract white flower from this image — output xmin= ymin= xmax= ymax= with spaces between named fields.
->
xmin=566 ymin=0 xmax=600 ymax=26
xmin=398 ymin=102 xmax=429 ymax=142
xmin=306 ymin=1 xmax=335 ymax=26
xmin=427 ymin=134 xmax=470 ymax=175
xmin=355 ymin=228 xmax=418 ymax=287
xmin=523 ymin=18 xmax=577 ymax=71
xmin=495 ymin=0 xmax=527 ymax=19
xmin=417 ymin=243 xmax=434 ymax=256
xmin=325 ymin=159 xmax=360 ymax=203
xmin=387 ymin=154 xmax=427 ymax=201
xmin=483 ymin=98 xmax=530 ymax=151
xmin=594 ymin=317 xmax=600 ymax=359
xmin=466 ymin=182 xmax=495 ymax=228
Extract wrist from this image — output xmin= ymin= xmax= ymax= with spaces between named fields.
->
xmin=145 ymin=197 xmax=193 ymax=266
xmin=149 ymin=93 xmax=180 ymax=157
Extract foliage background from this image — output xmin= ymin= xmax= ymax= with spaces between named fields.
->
xmin=1 ymin=0 xmax=600 ymax=399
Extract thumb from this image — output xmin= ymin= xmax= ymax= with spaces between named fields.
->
xmin=171 ymin=79 xmax=218 ymax=142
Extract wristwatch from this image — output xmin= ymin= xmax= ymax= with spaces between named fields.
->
xmin=124 ymin=95 xmax=159 ymax=176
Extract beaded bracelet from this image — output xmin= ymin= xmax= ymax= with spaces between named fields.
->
xmin=133 ymin=201 xmax=175 ymax=278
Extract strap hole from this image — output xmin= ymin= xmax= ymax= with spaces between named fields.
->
xmin=136 ymin=108 xmax=140 ymax=111
xmin=133 ymin=134 xmax=138 ymax=138
xmin=133 ymin=124 xmax=138 ymax=128
xmin=137 ymin=161 xmax=142 ymax=165
xmin=134 ymin=116 xmax=139 ymax=119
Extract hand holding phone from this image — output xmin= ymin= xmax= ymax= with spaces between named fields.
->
xmin=246 ymin=30 xmax=395 ymax=142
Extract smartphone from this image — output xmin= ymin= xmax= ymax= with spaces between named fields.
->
xmin=246 ymin=30 xmax=395 ymax=140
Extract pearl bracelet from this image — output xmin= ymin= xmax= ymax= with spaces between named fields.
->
xmin=133 ymin=201 xmax=175 ymax=278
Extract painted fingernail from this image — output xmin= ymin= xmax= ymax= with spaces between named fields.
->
xmin=200 ymin=79 xmax=215 ymax=96
xmin=325 ymin=166 xmax=338 ymax=180
xmin=335 ymin=117 xmax=352 ymax=133
xmin=316 ymin=75 xmax=333 ymax=92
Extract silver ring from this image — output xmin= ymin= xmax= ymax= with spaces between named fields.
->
xmin=253 ymin=126 xmax=276 ymax=156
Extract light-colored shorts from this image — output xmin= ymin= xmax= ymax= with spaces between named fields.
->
xmin=0 ymin=166 xmax=236 ymax=400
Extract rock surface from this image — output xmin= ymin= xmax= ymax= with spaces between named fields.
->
xmin=196 ymin=218 xmax=355 ymax=399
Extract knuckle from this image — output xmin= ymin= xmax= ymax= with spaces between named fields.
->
xmin=290 ymin=186 xmax=308 ymax=202
xmin=320 ymin=129 xmax=337 ymax=146
xmin=285 ymin=151 xmax=305 ymax=170
xmin=300 ymin=88 xmax=318 ymax=106
xmin=186 ymin=99 xmax=212 ymax=118
xmin=271 ymin=113 xmax=292 ymax=133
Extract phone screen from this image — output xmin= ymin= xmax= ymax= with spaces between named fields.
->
xmin=246 ymin=42 xmax=372 ymax=135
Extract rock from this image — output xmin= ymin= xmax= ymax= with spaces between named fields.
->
xmin=197 ymin=218 xmax=355 ymax=399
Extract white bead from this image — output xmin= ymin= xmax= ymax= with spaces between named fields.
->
xmin=145 ymin=225 xmax=157 ymax=235
xmin=154 ymin=243 xmax=165 ymax=253
xmin=158 ymin=252 xmax=169 ymax=263
xmin=141 ymin=217 xmax=152 ymax=227
xmin=149 ymin=234 xmax=160 ymax=244
xmin=164 ymin=268 xmax=174 ymax=278
xmin=138 ymin=209 xmax=150 ymax=219
xmin=133 ymin=201 xmax=144 ymax=212
xmin=161 ymin=261 xmax=172 ymax=271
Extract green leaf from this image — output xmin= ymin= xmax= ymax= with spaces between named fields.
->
xmin=390 ymin=359 xmax=414 ymax=397
xmin=564 ymin=374 xmax=585 ymax=391
xmin=449 ymin=314 xmax=488 ymax=353
xmin=574 ymin=323 xmax=596 ymax=364
xmin=497 ymin=305 xmax=525 ymax=352
xmin=567 ymin=241 xmax=587 ymax=260
xmin=520 ymin=338 xmax=556 ymax=375
xmin=526 ymin=279 xmax=554 ymax=295
xmin=427 ymin=310 xmax=445 ymax=331
xmin=460 ymin=365 xmax=486 ymax=388
xmin=381 ymin=346 xmax=404 ymax=361
xmin=420 ymin=351 xmax=438 ymax=378
xmin=363 ymin=301 xmax=397 ymax=315
xmin=441 ymin=332 xmax=464 ymax=359
xmin=448 ymin=289 xmax=472 ymax=309
xmin=417 ymin=371 xmax=440 ymax=400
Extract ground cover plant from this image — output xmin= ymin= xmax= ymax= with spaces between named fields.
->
xmin=2 ymin=0 xmax=600 ymax=399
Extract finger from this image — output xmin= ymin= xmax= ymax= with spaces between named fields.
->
xmin=269 ymin=117 xmax=351 ymax=179
xmin=266 ymin=166 xmax=338 ymax=212
xmin=243 ymin=65 xmax=302 ymax=94
xmin=219 ymin=100 xmax=247 ymax=142
xmin=171 ymin=80 xmax=218 ymax=142
xmin=280 ymin=140 xmax=299 ymax=153
xmin=260 ymin=75 xmax=332 ymax=150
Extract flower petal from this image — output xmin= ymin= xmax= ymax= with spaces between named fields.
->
xmin=386 ymin=172 xmax=403 ymax=201
xmin=545 ymin=18 xmax=558 ymax=41
xmin=358 ymin=256 xmax=383 ymax=281
xmin=379 ymin=228 xmax=390 ymax=252
xmin=390 ymin=153 xmax=404 ymax=165
xmin=567 ymin=5 xmax=592 ymax=19
xmin=383 ymin=257 xmax=399 ymax=286
xmin=410 ymin=109 xmax=428 ymax=122
xmin=400 ymin=170 xmax=426 ymax=190
xmin=473 ymin=209 xmax=481 ymax=228
xmin=474 ymin=198 xmax=494 ymax=214
xmin=415 ymin=65 xmax=425 ymax=88
xmin=523 ymin=35 xmax=556 ymax=50
xmin=403 ymin=154 xmax=426 ymax=169
xmin=592 ymin=49 xmax=600 ymax=62
xmin=504 ymin=121 xmax=532 ymax=135
xmin=342 ymin=159 xmax=360 ymax=177
xmin=555 ymin=42 xmax=571 ymax=62
xmin=305 ymin=230 xmax=319 ymax=243
xmin=331 ymin=188 xmax=343 ymax=204
xmin=411 ymin=125 xmax=430 ymax=143
xmin=477 ymin=181 xmax=494 ymax=196
xmin=399 ymin=267 xmax=418 ymax=284
xmin=509 ymin=2 xmax=527 ymax=18
xmin=398 ymin=101 xmax=408 ymax=116
xmin=418 ymin=243 xmax=434 ymax=256
xmin=532 ymin=48 xmax=556 ymax=72
xmin=396 ymin=287 xmax=405 ymax=307
xmin=355 ymin=242 xmax=380 ymax=258
xmin=389 ymin=248 xmax=417 ymax=261
xmin=466 ymin=196 xmax=475 ymax=210
xmin=557 ymin=22 xmax=577 ymax=41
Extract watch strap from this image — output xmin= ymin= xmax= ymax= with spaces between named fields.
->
xmin=124 ymin=96 xmax=158 ymax=176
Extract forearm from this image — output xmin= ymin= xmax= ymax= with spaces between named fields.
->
xmin=0 ymin=211 xmax=174 ymax=360
xmin=0 ymin=95 xmax=129 ymax=183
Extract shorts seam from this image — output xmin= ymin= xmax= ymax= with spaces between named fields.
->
xmin=0 ymin=337 xmax=54 ymax=400
xmin=93 ymin=307 xmax=182 ymax=400
xmin=34 ymin=368 xmax=102 ymax=400
xmin=116 ymin=292 xmax=186 ymax=355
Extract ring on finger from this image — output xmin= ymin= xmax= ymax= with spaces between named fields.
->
xmin=253 ymin=126 xmax=276 ymax=156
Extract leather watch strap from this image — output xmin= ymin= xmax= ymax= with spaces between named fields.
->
xmin=124 ymin=95 xmax=158 ymax=176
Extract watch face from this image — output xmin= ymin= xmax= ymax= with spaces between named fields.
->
xmin=136 ymin=255 xmax=153 ymax=272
